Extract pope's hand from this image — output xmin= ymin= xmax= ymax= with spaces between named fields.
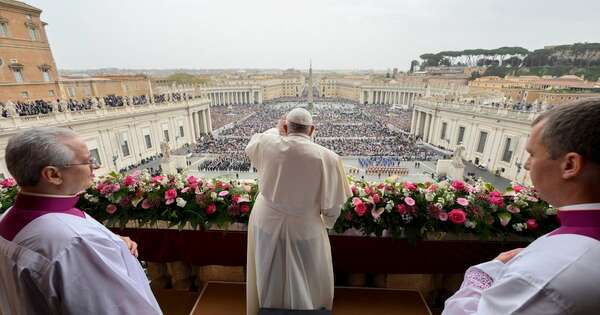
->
xmin=495 ymin=248 xmax=523 ymax=263
xmin=119 ymin=235 xmax=139 ymax=257
xmin=277 ymin=114 xmax=287 ymax=136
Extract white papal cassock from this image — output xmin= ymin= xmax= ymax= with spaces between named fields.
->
xmin=245 ymin=128 xmax=352 ymax=315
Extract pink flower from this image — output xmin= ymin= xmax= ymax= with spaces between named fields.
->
xmin=372 ymin=193 xmax=381 ymax=204
xmin=218 ymin=190 xmax=229 ymax=197
xmin=352 ymin=197 xmax=363 ymax=206
xmin=527 ymin=219 xmax=538 ymax=230
xmin=513 ymin=185 xmax=523 ymax=193
xmin=451 ymin=180 xmax=465 ymax=191
xmin=206 ymin=204 xmax=217 ymax=215
xmin=404 ymin=181 xmax=417 ymax=191
xmin=404 ymin=197 xmax=415 ymax=206
xmin=222 ymin=183 xmax=231 ymax=190
xmin=231 ymin=195 xmax=240 ymax=204
xmin=507 ymin=204 xmax=521 ymax=213
xmin=151 ymin=175 xmax=165 ymax=184
xmin=0 ymin=178 xmax=16 ymax=188
xmin=488 ymin=191 xmax=504 ymax=206
xmin=371 ymin=207 xmax=384 ymax=220
xmin=364 ymin=186 xmax=372 ymax=195
xmin=428 ymin=184 xmax=437 ymax=192
xmin=165 ymin=188 xmax=177 ymax=201
xmin=354 ymin=203 xmax=367 ymax=216
xmin=456 ymin=197 xmax=469 ymax=207
xmin=448 ymin=209 xmax=466 ymax=224
xmin=438 ymin=212 xmax=448 ymax=221
xmin=351 ymin=185 xmax=358 ymax=196
xmin=181 ymin=187 xmax=190 ymax=193
xmin=240 ymin=204 xmax=250 ymax=213
xmin=141 ymin=199 xmax=152 ymax=209
xmin=123 ymin=175 xmax=137 ymax=187
xmin=106 ymin=204 xmax=117 ymax=214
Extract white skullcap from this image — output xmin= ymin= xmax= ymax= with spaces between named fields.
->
xmin=286 ymin=107 xmax=313 ymax=126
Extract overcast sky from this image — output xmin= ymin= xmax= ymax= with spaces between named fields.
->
xmin=27 ymin=0 xmax=600 ymax=71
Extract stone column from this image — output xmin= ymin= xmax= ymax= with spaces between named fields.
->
xmin=410 ymin=109 xmax=418 ymax=134
xmin=424 ymin=113 xmax=432 ymax=142
xmin=201 ymin=110 xmax=208 ymax=133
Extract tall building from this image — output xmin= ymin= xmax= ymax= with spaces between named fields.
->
xmin=0 ymin=0 xmax=60 ymax=102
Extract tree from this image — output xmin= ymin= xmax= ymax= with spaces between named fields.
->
xmin=409 ymin=60 xmax=419 ymax=73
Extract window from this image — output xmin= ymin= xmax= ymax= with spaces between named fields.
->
xmin=20 ymin=91 xmax=29 ymax=98
xmin=476 ymin=131 xmax=488 ymax=153
xmin=179 ymin=125 xmax=184 ymax=137
xmin=28 ymin=27 xmax=38 ymax=41
xmin=13 ymin=69 xmax=23 ymax=82
xmin=0 ymin=23 xmax=7 ymax=37
xmin=67 ymin=87 xmax=76 ymax=98
xmin=163 ymin=130 xmax=170 ymax=142
xmin=142 ymin=128 xmax=152 ymax=149
xmin=83 ymin=87 xmax=91 ymax=97
xmin=457 ymin=126 xmax=466 ymax=145
xmin=42 ymin=69 xmax=51 ymax=82
xmin=440 ymin=122 xmax=447 ymax=140
xmin=501 ymin=137 xmax=516 ymax=163
xmin=48 ymin=90 xmax=55 ymax=97
xmin=90 ymin=148 xmax=102 ymax=166
xmin=121 ymin=132 xmax=130 ymax=157
xmin=144 ymin=134 xmax=152 ymax=149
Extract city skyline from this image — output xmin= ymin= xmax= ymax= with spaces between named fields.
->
xmin=26 ymin=0 xmax=600 ymax=71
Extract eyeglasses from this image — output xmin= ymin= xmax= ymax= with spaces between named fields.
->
xmin=61 ymin=157 xmax=101 ymax=170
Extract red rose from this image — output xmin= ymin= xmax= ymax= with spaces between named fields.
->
xmin=240 ymin=204 xmax=250 ymax=213
xmin=206 ymin=204 xmax=217 ymax=215
xmin=527 ymin=219 xmax=538 ymax=230
xmin=448 ymin=209 xmax=466 ymax=224
xmin=354 ymin=203 xmax=367 ymax=216
xmin=106 ymin=204 xmax=117 ymax=214
xmin=451 ymin=180 xmax=465 ymax=191
xmin=372 ymin=193 xmax=381 ymax=204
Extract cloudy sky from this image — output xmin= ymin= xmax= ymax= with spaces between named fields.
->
xmin=28 ymin=0 xmax=600 ymax=71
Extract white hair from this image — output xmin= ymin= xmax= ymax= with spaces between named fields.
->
xmin=6 ymin=127 xmax=79 ymax=186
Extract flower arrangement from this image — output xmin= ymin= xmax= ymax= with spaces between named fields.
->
xmin=333 ymin=178 xmax=558 ymax=241
xmin=0 ymin=172 xmax=559 ymax=241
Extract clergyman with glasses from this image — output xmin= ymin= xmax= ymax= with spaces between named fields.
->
xmin=0 ymin=127 xmax=162 ymax=314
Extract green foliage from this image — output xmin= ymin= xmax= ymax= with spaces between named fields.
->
xmin=166 ymin=73 xmax=210 ymax=85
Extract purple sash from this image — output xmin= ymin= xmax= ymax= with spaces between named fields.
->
xmin=0 ymin=193 xmax=84 ymax=241
xmin=548 ymin=210 xmax=600 ymax=241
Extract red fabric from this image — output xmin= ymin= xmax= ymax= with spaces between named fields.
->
xmin=110 ymin=228 xmax=527 ymax=273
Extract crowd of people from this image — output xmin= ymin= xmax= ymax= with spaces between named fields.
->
xmin=192 ymin=102 xmax=442 ymax=172
xmin=198 ymin=156 xmax=251 ymax=172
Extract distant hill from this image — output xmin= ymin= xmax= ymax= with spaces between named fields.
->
xmin=418 ymin=43 xmax=600 ymax=81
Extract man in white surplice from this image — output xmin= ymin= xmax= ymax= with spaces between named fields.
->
xmin=245 ymin=107 xmax=352 ymax=314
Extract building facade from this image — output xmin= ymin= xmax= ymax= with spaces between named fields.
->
xmin=411 ymin=99 xmax=538 ymax=184
xmin=0 ymin=96 xmax=212 ymax=178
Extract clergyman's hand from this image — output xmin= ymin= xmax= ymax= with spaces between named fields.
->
xmin=119 ymin=235 xmax=139 ymax=257
xmin=494 ymin=248 xmax=523 ymax=264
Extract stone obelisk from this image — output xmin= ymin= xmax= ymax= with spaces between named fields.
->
xmin=307 ymin=60 xmax=314 ymax=111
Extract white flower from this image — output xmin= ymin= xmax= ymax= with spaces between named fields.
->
xmin=385 ymin=200 xmax=394 ymax=212
xmin=465 ymin=220 xmax=477 ymax=229
xmin=512 ymin=223 xmax=527 ymax=232
xmin=425 ymin=192 xmax=435 ymax=202
xmin=176 ymin=197 xmax=187 ymax=208
xmin=546 ymin=206 xmax=558 ymax=215
xmin=210 ymin=192 xmax=217 ymax=200
xmin=445 ymin=193 xmax=455 ymax=201
xmin=436 ymin=197 xmax=446 ymax=205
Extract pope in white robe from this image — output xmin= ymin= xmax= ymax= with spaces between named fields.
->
xmin=245 ymin=108 xmax=352 ymax=314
